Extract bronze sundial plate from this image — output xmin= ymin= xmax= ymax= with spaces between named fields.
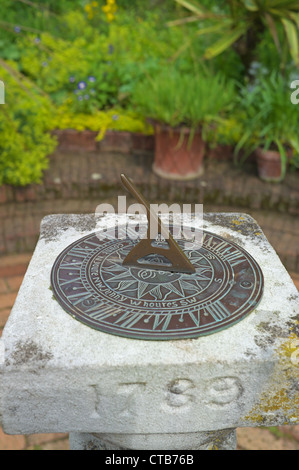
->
xmin=50 ymin=225 xmax=264 ymax=340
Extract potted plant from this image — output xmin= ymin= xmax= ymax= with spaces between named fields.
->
xmin=233 ymin=73 xmax=299 ymax=182
xmin=132 ymin=65 xmax=236 ymax=180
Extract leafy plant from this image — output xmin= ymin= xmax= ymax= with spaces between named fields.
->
xmin=171 ymin=0 xmax=299 ymax=73
xmin=131 ymin=65 xmax=236 ymax=135
xmin=232 ymin=72 xmax=299 ymax=179
xmin=9 ymin=8 xmax=197 ymax=112
xmin=0 ymin=63 xmax=57 ymax=186
xmin=50 ymin=104 xmax=153 ymax=138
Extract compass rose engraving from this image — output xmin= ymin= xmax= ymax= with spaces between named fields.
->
xmin=100 ymin=247 xmax=214 ymax=302
xmin=51 ymin=225 xmax=264 ymax=340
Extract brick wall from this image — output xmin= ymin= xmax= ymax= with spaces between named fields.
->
xmin=0 ymin=130 xmax=299 ymax=271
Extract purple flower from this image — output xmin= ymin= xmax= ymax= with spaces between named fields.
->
xmin=84 ymin=94 xmax=90 ymax=100
xmin=112 ymin=114 xmax=119 ymax=121
xmin=77 ymin=81 xmax=87 ymax=90
xmin=34 ymin=37 xmax=41 ymax=44
xmin=14 ymin=26 xmax=21 ymax=33
xmin=69 ymin=76 xmax=75 ymax=83
xmin=90 ymin=88 xmax=96 ymax=95
xmin=108 ymin=44 xmax=114 ymax=54
xmin=42 ymin=61 xmax=48 ymax=67
xmin=88 ymin=76 xmax=96 ymax=82
xmin=77 ymin=95 xmax=83 ymax=101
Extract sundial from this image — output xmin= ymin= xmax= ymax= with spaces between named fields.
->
xmin=51 ymin=175 xmax=264 ymax=340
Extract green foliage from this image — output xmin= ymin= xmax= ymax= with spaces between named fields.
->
xmin=232 ymin=73 xmax=299 ymax=178
xmin=131 ymin=64 xmax=237 ymax=132
xmin=0 ymin=58 xmax=152 ymax=187
xmin=0 ymin=64 xmax=57 ymax=186
xmin=12 ymin=9 xmax=197 ymax=112
xmin=50 ymin=104 xmax=153 ymax=137
xmin=0 ymin=0 xmax=298 ymax=187
xmin=0 ymin=0 xmax=84 ymax=60
xmin=172 ymin=0 xmax=299 ymax=72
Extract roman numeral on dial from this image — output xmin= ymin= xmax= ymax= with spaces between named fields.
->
xmin=214 ymin=241 xmax=246 ymax=267
xmin=205 ymin=300 xmax=230 ymax=322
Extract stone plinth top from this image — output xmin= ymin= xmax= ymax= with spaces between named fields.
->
xmin=0 ymin=213 xmax=298 ymax=437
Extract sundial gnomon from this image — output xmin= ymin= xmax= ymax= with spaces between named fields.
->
xmin=51 ymin=175 xmax=264 ymax=340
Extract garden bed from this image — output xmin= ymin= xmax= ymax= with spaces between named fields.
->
xmin=52 ymin=129 xmax=155 ymax=154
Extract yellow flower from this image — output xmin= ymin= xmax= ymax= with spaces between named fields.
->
xmin=106 ymin=12 xmax=115 ymax=22
xmin=91 ymin=1 xmax=98 ymax=6
xmin=84 ymin=4 xmax=92 ymax=12
xmin=101 ymin=0 xmax=117 ymax=22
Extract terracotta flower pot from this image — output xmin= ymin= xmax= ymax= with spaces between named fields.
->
xmin=255 ymin=147 xmax=289 ymax=183
xmin=152 ymin=124 xmax=205 ymax=180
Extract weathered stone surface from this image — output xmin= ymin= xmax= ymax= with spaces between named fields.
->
xmin=0 ymin=213 xmax=298 ymax=441
xmin=69 ymin=429 xmax=237 ymax=450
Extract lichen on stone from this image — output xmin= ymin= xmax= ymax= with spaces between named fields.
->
xmin=243 ymin=328 xmax=299 ymax=426
xmin=5 ymin=340 xmax=53 ymax=368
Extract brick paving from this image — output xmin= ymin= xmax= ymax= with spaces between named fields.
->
xmin=0 ymin=253 xmax=298 ymax=450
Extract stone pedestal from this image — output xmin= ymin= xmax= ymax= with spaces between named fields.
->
xmin=0 ymin=213 xmax=298 ymax=450
xmin=68 ymin=430 xmax=237 ymax=450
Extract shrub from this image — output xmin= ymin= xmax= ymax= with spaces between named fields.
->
xmin=131 ymin=64 xmax=236 ymax=132
xmin=0 ymin=63 xmax=57 ymax=186
xmin=50 ymin=103 xmax=153 ymax=137
xmin=13 ymin=8 xmax=204 ymax=111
